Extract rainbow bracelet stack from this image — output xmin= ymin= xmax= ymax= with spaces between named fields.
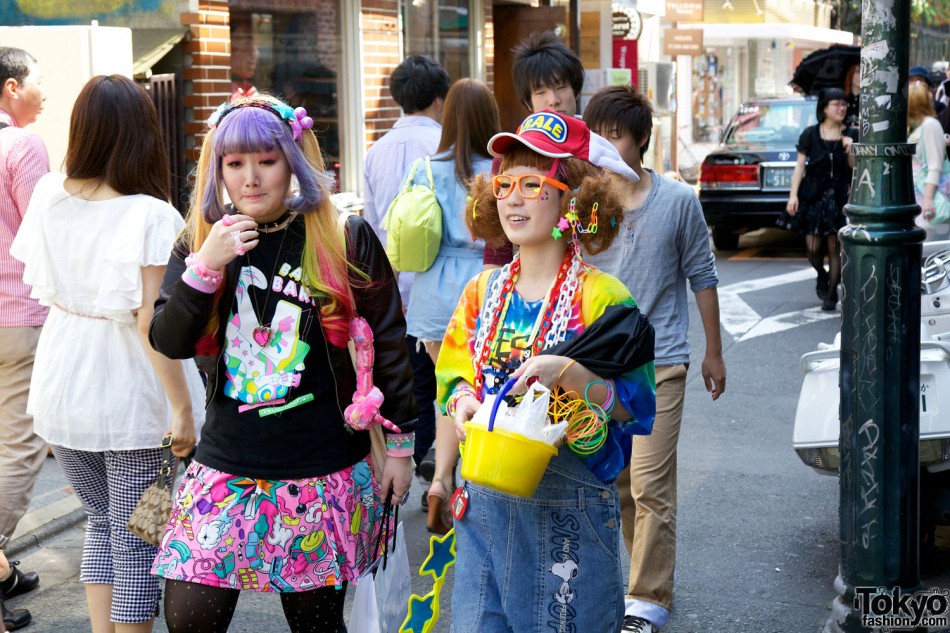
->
xmin=386 ymin=432 xmax=415 ymax=457
xmin=446 ymin=384 xmax=478 ymax=417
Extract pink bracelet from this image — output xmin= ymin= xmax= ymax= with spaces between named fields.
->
xmin=385 ymin=432 xmax=415 ymax=457
xmin=181 ymin=268 xmax=216 ymax=294
xmin=185 ymin=253 xmax=223 ymax=286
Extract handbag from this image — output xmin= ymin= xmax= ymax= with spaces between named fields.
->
xmin=349 ymin=501 xmax=410 ymax=633
xmin=127 ymin=433 xmax=176 ymax=546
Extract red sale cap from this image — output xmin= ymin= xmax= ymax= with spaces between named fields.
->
xmin=488 ymin=110 xmax=638 ymax=182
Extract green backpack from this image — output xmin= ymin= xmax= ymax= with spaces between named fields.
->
xmin=382 ymin=157 xmax=442 ymax=272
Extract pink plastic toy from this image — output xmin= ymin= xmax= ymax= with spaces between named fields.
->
xmin=345 ymin=317 xmax=402 ymax=434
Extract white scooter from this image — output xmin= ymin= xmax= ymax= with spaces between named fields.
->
xmin=792 ymin=240 xmax=950 ymax=547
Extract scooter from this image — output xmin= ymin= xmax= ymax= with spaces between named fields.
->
xmin=792 ymin=240 xmax=950 ymax=549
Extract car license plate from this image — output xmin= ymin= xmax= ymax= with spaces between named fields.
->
xmin=763 ymin=167 xmax=793 ymax=189
xmin=921 ymin=373 xmax=936 ymax=414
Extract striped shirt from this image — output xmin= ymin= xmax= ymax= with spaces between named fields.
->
xmin=0 ymin=108 xmax=50 ymax=327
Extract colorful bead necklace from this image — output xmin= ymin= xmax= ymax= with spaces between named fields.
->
xmin=472 ymin=250 xmax=575 ymax=396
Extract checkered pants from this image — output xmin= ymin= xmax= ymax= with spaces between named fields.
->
xmin=53 ymin=445 xmax=163 ymax=623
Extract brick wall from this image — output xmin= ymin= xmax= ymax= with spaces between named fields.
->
xmin=361 ymin=1 xmax=496 ymax=149
xmin=180 ymin=1 xmax=231 ymax=161
xmin=485 ymin=3 xmax=494 ymax=91
xmin=361 ymin=1 xmax=402 ymax=148
xmin=180 ymin=1 xmax=495 ymax=170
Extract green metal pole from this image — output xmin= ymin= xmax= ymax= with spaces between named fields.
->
xmin=829 ymin=0 xmax=925 ymax=630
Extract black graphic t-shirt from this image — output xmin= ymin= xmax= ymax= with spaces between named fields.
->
xmin=194 ymin=218 xmax=369 ymax=480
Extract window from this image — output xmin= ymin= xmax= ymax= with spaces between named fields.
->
xmin=230 ymin=3 xmax=341 ymax=182
xmin=723 ymin=101 xmax=816 ymax=146
xmin=402 ymin=0 xmax=470 ymax=80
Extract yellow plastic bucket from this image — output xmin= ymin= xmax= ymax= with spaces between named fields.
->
xmin=461 ymin=423 xmax=557 ymax=497
xmin=460 ymin=377 xmax=557 ymax=498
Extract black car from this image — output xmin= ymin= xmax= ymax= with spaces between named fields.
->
xmin=700 ymin=97 xmax=817 ymax=250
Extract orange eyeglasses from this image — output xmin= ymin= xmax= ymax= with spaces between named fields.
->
xmin=491 ymin=173 xmax=569 ymax=200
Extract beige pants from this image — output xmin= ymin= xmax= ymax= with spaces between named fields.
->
xmin=616 ymin=364 xmax=687 ymax=613
xmin=0 ymin=326 xmax=46 ymax=538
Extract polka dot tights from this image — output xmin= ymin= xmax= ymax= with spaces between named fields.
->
xmin=163 ymin=579 xmax=348 ymax=633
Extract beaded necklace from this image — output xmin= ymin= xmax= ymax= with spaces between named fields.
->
xmin=472 ymin=249 xmax=578 ymax=396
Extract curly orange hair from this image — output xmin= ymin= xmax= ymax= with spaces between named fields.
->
xmin=465 ymin=144 xmax=623 ymax=255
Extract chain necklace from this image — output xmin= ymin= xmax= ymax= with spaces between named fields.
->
xmin=246 ymin=218 xmax=293 ymax=346
xmin=472 ymin=250 xmax=575 ymax=396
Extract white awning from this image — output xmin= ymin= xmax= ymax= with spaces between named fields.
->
xmin=132 ymin=28 xmax=188 ymax=79
xmin=677 ymin=22 xmax=854 ymax=47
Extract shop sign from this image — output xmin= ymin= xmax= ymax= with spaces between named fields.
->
xmin=611 ymin=4 xmax=642 ymax=40
xmin=666 ymin=1 xmax=704 ymax=22
xmin=662 ymin=28 xmax=703 ymax=56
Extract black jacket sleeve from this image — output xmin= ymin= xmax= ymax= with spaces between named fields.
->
xmin=345 ymin=215 xmax=418 ymax=433
xmin=149 ymin=239 xmax=221 ymax=359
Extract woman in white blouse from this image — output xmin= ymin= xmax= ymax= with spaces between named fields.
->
xmin=909 ymin=81 xmax=950 ymax=240
xmin=11 ymin=76 xmax=204 ymax=632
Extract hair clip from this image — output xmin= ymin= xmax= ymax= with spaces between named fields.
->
xmin=470 ymin=196 xmax=479 ymax=220
xmin=289 ymin=107 xmax=314 ymax=141
xmin=585 ymin=202 xmax=599 ymax=234
xmin=555 ymin=197 xmax=599 ymax=241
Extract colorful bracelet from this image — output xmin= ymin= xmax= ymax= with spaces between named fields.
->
xmin=181 ymin=267 xmax=216 ymax=294
xmin=446 ymin=384 xmax=478 ymax=417
xmin=185 ymin=253 xmax=223 ymax=286
xmin=385 ymin=431 xmax=415 ymax=457
xmin=556 ymin=359 xmax=577 ymax=386
xmin=583 ymin=378 xmax=616 ymax=419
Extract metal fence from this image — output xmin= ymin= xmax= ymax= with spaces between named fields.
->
xmin=148 ymin=73 xmax=188 ymax=215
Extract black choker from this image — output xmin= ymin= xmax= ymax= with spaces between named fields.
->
xmin=257 ymin=210 xmax=297 ymax=233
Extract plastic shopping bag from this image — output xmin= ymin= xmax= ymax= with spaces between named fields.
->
xmin=349 ymin=519 xmax=410 ymax=633
xmin=470 ymin=380 xmax=567 ymax=445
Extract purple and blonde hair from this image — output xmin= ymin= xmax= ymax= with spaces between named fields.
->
xmin=186 ymin=95 xmax=362 ymax=348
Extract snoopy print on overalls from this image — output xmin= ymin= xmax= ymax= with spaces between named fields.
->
xmin=551 ymin=559 xmax=578 ymax=604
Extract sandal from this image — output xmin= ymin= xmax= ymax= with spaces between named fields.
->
xmin=426 ymin=479 xmax=453 ymax=535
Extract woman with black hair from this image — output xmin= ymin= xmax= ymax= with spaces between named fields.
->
xmin=779 ymin=87 xmax=856 ymax=311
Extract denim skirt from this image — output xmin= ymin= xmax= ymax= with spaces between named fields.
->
xmin=451 ymin=450 xmax=625 ymax=633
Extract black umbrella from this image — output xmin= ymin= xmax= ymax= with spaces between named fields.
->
xmin=790 ymin=44 xmax=861 ymax=96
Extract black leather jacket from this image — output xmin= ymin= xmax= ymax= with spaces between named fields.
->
xmin=149 ymin=214 xmax=417 ymax=434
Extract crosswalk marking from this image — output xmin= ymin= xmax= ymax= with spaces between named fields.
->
xmin=718 ymin=268 xmax=839 ymax=341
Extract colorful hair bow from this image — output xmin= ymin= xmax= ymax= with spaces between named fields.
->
xmin=207 ymin=98 xmax=314 ymax=142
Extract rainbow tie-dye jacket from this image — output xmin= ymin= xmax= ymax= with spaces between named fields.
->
xmin=436 ymin=263 xmax=657 ymax=483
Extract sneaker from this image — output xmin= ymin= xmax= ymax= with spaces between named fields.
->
xmin=622 ymin=615 xmax=658 ymax=632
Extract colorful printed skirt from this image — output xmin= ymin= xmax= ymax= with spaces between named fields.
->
xmin=151 ymin=458 xmax=384 ymax=592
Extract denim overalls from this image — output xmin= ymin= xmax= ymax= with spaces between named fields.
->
xmin=451 ymin=448 xmax=625 ymax=633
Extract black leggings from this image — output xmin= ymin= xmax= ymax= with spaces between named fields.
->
xmin=164 ymin=579 xmax=348 ymax=633
xmin=805 ymin=233 xmax=841 ymax=297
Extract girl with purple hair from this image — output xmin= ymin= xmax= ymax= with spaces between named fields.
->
xmin=148 ymin=95 xmax=417 ymax=633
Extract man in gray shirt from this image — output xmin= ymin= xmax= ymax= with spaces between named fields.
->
xmin=584 ymin=86 xmax=727 ymax=633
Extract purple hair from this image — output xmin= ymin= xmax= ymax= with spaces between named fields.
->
xmin=201 ymin=105 xmax=333 ymax=222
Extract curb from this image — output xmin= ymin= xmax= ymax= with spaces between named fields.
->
xmin=7 ymin=505 xmax=86 ymax=558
